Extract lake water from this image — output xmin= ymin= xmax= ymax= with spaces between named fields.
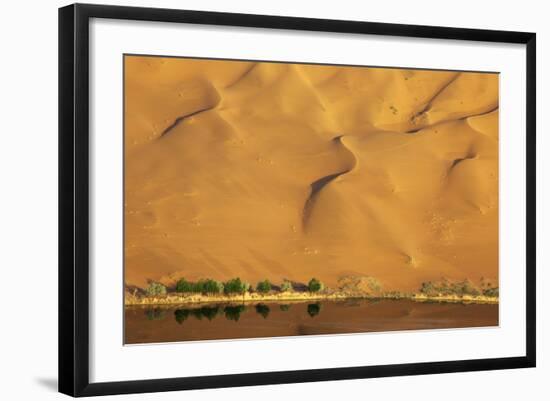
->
xmin=125 ymin=299 xmax=498 ymax=344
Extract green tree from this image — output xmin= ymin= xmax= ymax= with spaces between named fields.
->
xmin=192 ymin=280 xmax=206 ymax=293
xmin=175 ymin=278 xmax=193 ymax=293
xmin=203 ymin=279 xmax=224 ymax=294
xmin=308 ymin=278 xmax=324 ymax=293
xmin=256 ymin=279 xmax=271 ymax=294
xmin=145 ymin=282 xmax=167 ymax=296
xmin=224 ymin=278 xmax=249 ymax=295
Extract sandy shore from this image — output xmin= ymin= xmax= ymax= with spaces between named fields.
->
xmin=125 ymin=292 xmax=498 ymax=306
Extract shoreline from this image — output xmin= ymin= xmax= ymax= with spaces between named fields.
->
xmin=125 ymin=292 xmax=498 ymax=306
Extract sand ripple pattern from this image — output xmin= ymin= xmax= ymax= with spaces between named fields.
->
xmin=124 ymin=56 xmax=499 ymax=293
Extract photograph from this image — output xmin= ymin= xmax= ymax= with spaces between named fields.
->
xmin=0 ymin=0 xmax=543 ymax=399
xmin=123 ymin=55 xmax=500 ymax=344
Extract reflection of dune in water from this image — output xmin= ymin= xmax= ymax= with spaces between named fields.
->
xmin=124 ymin=56 xmax=499 ymax=292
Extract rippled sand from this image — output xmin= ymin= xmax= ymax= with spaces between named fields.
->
xmin=124 ymin=56 xmax=498 ymax=292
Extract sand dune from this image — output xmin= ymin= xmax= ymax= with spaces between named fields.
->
xmin=124 ymin=56 xmax=498 ymax=292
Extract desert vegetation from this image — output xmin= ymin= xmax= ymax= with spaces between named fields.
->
xmin=145 ymin=282 xmax=167 ymax=297
xmin=256 ymin=279 xmax=272 ymax=294
xmin=280 ymin=280 xmax=293 ymax=292
xmin=419 ymin=278 xmax=484 ymax=297
xmin=126 ymin=275 xmax=498 ymax=306
xmin=175 ymin=278 xmax=224 ymax=294
xmin=307 ymin=278 xmax=324 ymax=293
xmin=223 ymin=278 xmax=250 ymax=295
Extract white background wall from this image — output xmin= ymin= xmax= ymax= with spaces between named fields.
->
xmin=0 ymin=0 xmax=547 ymax=399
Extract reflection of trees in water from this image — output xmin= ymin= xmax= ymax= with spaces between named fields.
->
xmin=174 ymin=306 xmax=221 ymax=324
xmin=171 ymin=302 xmax=323 ymax=324
xmin=224 ymin=305 xmax=247 ymax=322
xmin=174 ymin=305 xmax=248 ymax=323
xmin=145 ymin=308 xmax=166 ymax=320
xmin=255 ymin=304 xmax=270 ymax=319
xmin=174 ymin=309 xmax=190 ymax=324
xmin=307 ymin=303 xmax=321 ymax=317
xmin=201 ymin=306 xmax=221 ymax=320
xmin=192 ymin=306 xmax=221 ymax=321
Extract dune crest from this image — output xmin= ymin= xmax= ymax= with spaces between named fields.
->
xmin=125 ymin=56 xmax=498 ymax=292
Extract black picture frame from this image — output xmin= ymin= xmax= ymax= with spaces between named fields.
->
xmin=59 ymin=3 xmax=536 ymax=397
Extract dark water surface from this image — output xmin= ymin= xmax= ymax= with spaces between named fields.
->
xmin=125 ymin=299 xmax=498 ymax=344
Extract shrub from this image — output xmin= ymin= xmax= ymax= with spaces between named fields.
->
xmin=224 ymin=278 xmax=249 ymax=295
xmin=280 ymin=280 xmax=293 ymax=292
xmin=384 ymin=291 xmax=410 ymax=299
xmin=279 ymin=304 xmax=291 ymax=311
xmin=366 ymin=277 xmax=382 ymax=293
xmin=420 ymin=279 xmax=482 ymax=297
xmin=483 ymin=287 xmax=499 ymax=297
xmin=436 ymin=278 xmax=452 ymax=295
xmin=420 ymin=281 xmax=437 ymax=296
xmin=337 ymin=275 xmax=382 ymax=295
xmin=308 ymin=278 xmax=324 ymax=293
xmin=256 ymin=279 xmax=271 ymax=294
xmin=454 ymin=279 xmax=480 ymax=296
xmin=145 ymin=282 xmax=167 ymax=296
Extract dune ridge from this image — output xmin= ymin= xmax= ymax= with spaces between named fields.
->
xmin=302 ymin=135 xmax=358 ymax=231
xmin=124 ymin=56 xmax=499 ymax=293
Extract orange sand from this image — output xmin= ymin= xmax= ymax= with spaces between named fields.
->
xmin=124 ymin=56 xmax=499 ymax=292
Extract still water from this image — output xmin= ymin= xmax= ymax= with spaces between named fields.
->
xmin=125 ymin=299 xmax=498 ymax=344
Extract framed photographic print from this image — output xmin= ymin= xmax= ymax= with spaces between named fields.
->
xmin=58 ymin=3 xmax=536 ymax=397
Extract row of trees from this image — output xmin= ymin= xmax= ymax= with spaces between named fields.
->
xmin=145 ymin=277 xmax=325 ymax=297
xmin=175 ymin=278 xmax=227 ymax=294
